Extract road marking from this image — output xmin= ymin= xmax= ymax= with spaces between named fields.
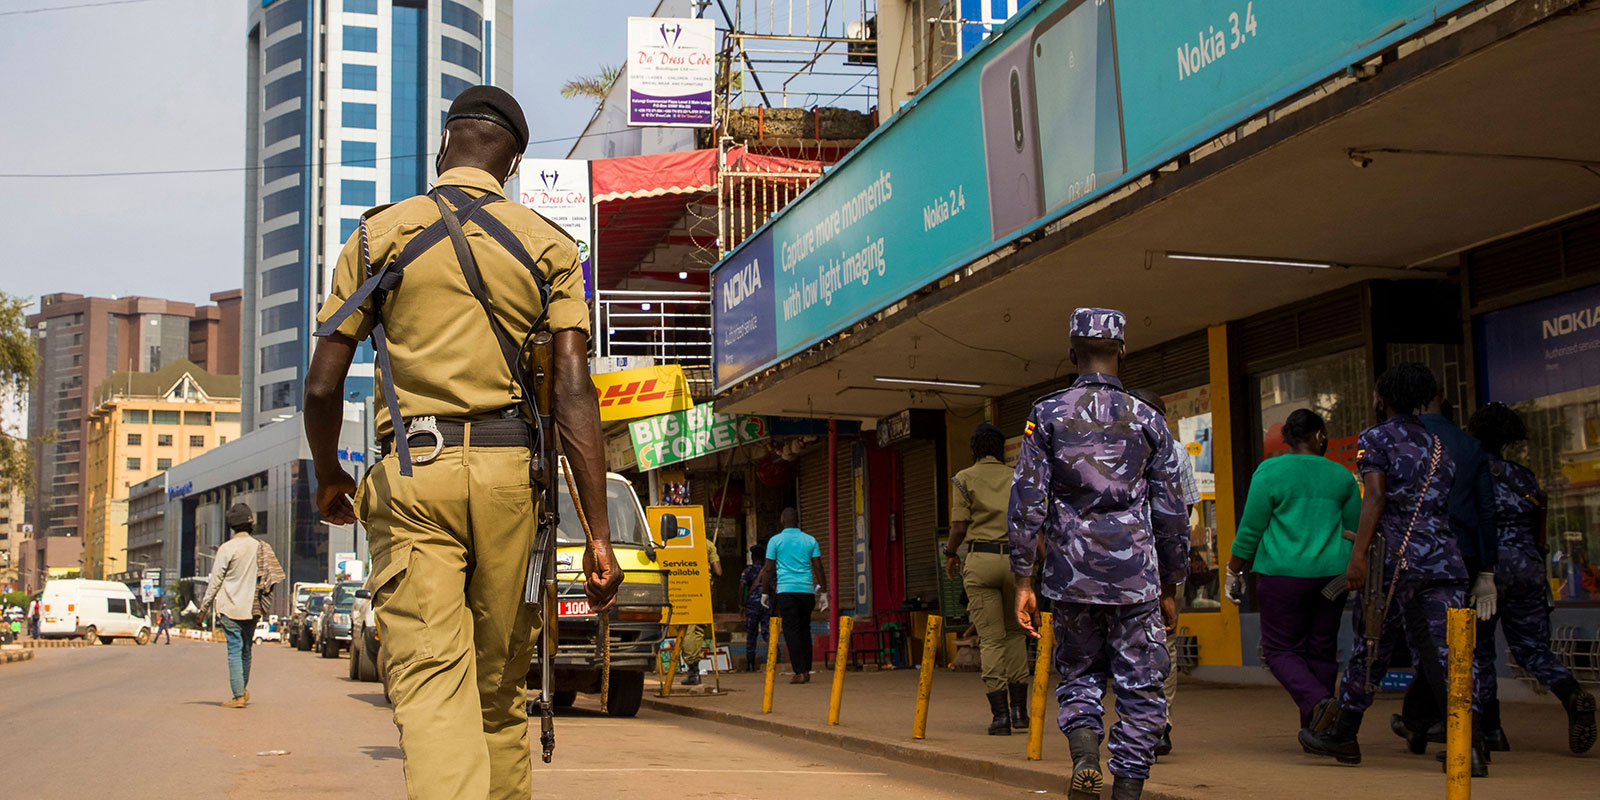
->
xmin=536 ymin=768 xmax=888 ymax=775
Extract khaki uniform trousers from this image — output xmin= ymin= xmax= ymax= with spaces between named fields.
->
xmin=963 ymin=550 xmax=1028 ymax=692
xmin=680 ymin=624 xmax=712 ymax=666
xmin=1164 ymin=636 xmax=1179 ymax=706
xmin=358 ymin=440 xmax=541 ymax=800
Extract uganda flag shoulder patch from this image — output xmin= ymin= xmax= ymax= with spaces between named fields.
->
xmin=1023 ymin=420 xmax=1036 ymax=437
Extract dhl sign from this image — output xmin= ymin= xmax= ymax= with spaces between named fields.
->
xmin=595 ymin=364 xmax=693 ymax=422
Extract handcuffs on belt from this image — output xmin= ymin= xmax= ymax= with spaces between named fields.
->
xmin=406 ymin=415 xmax=444 ymax=465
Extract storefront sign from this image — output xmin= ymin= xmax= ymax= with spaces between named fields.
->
xmin=167 ymin=481 xmax=193 ymax=499
xmin=595 ymin=364 xmax=693 ymax=422
xmin=1477 ymin=283 xmax=1600 ymax=406
xmin=713 ymin=0 xmax=1478 ymax=391
xmin=630 ymin=403 xmax=769 ymax=471
xmin=875 ymin=410 xmax=912 ymax=448
xmin=851 ymin=442 xmax=870 ymax=618
xmin=518 ymin=158 xmax=594 ymax=296
xmin=648 ymin=504 xmax=712 ymax=624
xmin=627 ymin=17 xmax=715 ymax=127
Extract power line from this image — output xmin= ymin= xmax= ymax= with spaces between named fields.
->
xmin=0 ymin=0 xmax=155 ymax=17
xmin=0 ymin=128 xmax=639 ymax=179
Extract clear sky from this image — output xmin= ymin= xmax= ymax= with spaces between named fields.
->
xmin=0 ymin=0 xmax=657 ymax=311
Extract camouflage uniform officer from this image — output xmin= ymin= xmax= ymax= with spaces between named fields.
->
xmin=945 ymin=422 xmax=1029 ymax=735
xmin=1009 ymin=308 xmax=1190 ymax=800
xmin=304 ymin=87 xmax=622 ymax=800
xmin=740 ymin=545 xmax=770 ymax=673
xmin=1466 ymin=404 xmax=1595 ymax=755
xmin=1299 ymin=363 xmax=1483 ymax=773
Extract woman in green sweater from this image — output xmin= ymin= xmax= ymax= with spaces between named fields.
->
xmin=1225 ymin=409 xmax=1361 ymax=728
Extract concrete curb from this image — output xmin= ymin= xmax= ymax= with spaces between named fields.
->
xmin=1 ymin=648 xmax=35 ymax=665
xmin=18 ymin=639 xmax=88 ymax=649
xmin=640 ymin=697 xmax=1193 ymax=799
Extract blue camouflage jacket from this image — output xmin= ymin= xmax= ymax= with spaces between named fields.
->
xmin=1486 ymin=454 xmax=1547 ymax=587
xmin=1007 ymin=373 xmax=1190 ymax=605
xmin=1356 ymin=414 xmax=1466 ymax=582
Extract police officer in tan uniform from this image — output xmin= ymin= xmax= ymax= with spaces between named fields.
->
xmin=304 ymin=86 xmax=622 ymax=800
xmin=945 ymin=422 xmax=1030 ymax=734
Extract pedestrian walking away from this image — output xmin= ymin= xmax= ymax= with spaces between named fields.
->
xmin=198 ymin=503 xmax=285 ymax=708
xmin=761 ymin=508 xmax=826 ymax=683
xmin=1129 ymin=389 xmax=1203 ymax=758
xmin=1391 ymin=388 xmax=1503 ymax=749
xmin=945 ymin=422 xmax=1030 ymax=736
xmin=1297 ymin=363 xmax=1487 ymax=775
xmin=1224 ymin=409 xmax=1359 ymax=730
xmin=304 ymin=85 xmax=623 ymax=800
xmin=740 ymin=545 xmax=770 ymax=673
xmin=29 ymin=594 xmax=40 ymax=639
xmin=680 ymin=534 xmax=723 ymax=685
xmin=1465 ymin=403 xmax=1596 ymax=755
xmin=1009 ymin=308 xmax=1191 ymax=800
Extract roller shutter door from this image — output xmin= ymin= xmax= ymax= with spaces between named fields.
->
xmin=901 ymin=441 xmax=939 ymax=603
xmin=797 ymin=444 xmax=855 ymax=610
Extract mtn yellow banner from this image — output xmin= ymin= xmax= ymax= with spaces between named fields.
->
xmin=595 ymin=364 xmax=693 ymax=422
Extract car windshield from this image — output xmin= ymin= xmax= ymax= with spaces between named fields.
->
xmin=556 ymin=477 xmax=646 ymax=547
xmin=307 ymin=595 xmax=328 ymax=612
xmin=334 ymin=583 xmax=360 ymax=607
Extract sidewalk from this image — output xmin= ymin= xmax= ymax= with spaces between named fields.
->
xmin=644 ymin=667 xmax=1586 ymax=799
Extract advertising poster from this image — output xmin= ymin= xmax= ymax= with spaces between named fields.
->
xmin=593 ymin=364 xmax=692 ymax=422
xmin=647 ymin=504 xmax=712 ymax=624
xmin=518 ymin=158 xmax=594 ymax=297
xmin=714 ymin=0 xmax=1480 ymax=391
xmin=1177 ymin=412 xmax=1215 ymax=496
xmin=1477 ymin=282 xmax=1600 ymax=406
xmin=627 ymin=17 xmax=716 ymax=127
xmin=629 ymin=403 xmax=769 ymax=470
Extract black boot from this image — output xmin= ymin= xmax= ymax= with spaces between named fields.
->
xmin=1480 ymin=699 xmax=1510 ymax=753
xmin=1008 ymin=682 xmax=1030 ymax=730
xmin=1154 ymin=724 xmax=1172 ymax=757
xmin=1067 ymin=728 xmax=1103 ymax=800
xmin=683 ymin=662 xmax=701 ymax=686
xmin=1390 ymin=713 xmax=1430 ymax=755
xmin=1299 ymin=708 xmax=1363 ymax=764
xmin=1110 ymin=776 xmax=1144 ymax=800
xmin=986 ymin=689 xmax=1012 ymax=735
xmin=1552 ymin=677 xmax=1597 ymax=755
xmin=1435 ymin=718 xmax=1489 ymax=779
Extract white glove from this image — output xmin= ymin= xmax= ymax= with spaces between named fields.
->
xmin=816 ymin=588 xmax=829 ymax=614
xmin=1224 ymin=568 xmax=1247 ymax=606
xmin=760 ymin=594 xmax=770 ymax=610
xmin=1471 ymin=571 xmax=1497 ymax=620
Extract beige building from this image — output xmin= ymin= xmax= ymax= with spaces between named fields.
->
xmin=83 ymin=360 xmax=240 ymax=579
xmin=0 ymin=480 xmax=23 ymax=590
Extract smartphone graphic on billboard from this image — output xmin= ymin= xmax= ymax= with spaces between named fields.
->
xmin=1032 ymin=0 xmax=1125 ymax=212
xmin=980 ymin=37 xmax=1045 ymax=240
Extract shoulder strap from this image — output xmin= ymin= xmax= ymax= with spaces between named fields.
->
xmin=434 ymin=193 xmax=525 ymax=389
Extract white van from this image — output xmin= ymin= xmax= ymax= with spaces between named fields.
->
xmin=39 ymin=579 xmax=152 ymax=645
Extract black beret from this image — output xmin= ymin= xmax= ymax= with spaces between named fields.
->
xmin=445 ymin=85 xmax=529 ymax=153
xmin=226 ymin=503 xmax=255 ymax=531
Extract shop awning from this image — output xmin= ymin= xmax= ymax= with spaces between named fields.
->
xmin=591 ymin=147 xmax=822 ymax=288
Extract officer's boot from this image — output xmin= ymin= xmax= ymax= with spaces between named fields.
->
xmin=985 ymin=689 xmax=1012 ymax=735
xmin=1481 ymin=699 xmax=1510 ymax=753
xmin=1552 ymin=677 xmax=1597 ymax=755
xmin=1066 ymin=728 xmax=1103 ymax=800
xmin=1435 ymin=714 xmax=1490 ymax=777
xmin=1390 ymin=713 xmax=1430 ymax=755
xmin=1110 ymin=776 xmax=1144 ymax=800
xmin=683 ymin=661 xmax=702 ymax=686
xmin=1154 ymin=724 xmax=1172 ymax=757
xmin=1008 ymin=682 xmax=1030 ymax=730
xmin=1298 ymin=708 xmax=1363 ymax=764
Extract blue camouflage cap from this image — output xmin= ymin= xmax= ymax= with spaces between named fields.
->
xmin=1069 ymin=308 xmax=1125 ymax=340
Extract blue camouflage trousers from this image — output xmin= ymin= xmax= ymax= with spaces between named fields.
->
xmin=1053 ymin=600 xmax=1169 ymax=780
xmin=745 ymin=608 xmax=769 ymax=662
xmin=1474 ymin=577 xmax=1573 ymax=706
xmin=1339 ymin=578 xmax=1473 ymax=713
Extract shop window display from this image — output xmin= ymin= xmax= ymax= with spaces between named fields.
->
xmin=1257 ymin=348 xmax=1371 ymax=475
xmin=1159 ymin=386 xmax=1220 ymax=611
xmin=1508 ymin=385 xmax=1600 ymax=603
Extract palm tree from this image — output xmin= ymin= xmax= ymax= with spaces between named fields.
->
xmin=560 ymin=64 xmax=623 ymax=107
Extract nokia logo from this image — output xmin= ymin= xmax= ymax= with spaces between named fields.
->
xmin=1541 ymin=305 xmax=1600 ymax=339
xmin=721 ymin=259 xmax=763 ymax=311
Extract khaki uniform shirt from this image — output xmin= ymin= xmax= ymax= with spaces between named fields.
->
xmin=951 ymin=456 xmax=1015 ymax=543
xmin=315 ymin=167 xmax=590 ymax=438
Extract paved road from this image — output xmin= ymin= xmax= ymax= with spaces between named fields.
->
xmin=0 ymin=639 xmax=1029 ymax=799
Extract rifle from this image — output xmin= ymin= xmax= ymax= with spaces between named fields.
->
xmin=1314 ymin=531 xmax=1387 ymax=735
xmin=521 ymin=331 xmax=559 ymax=763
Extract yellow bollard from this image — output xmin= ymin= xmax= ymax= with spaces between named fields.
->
xmin=1446 ymin=607 xmax=1476 ymax=799
xmin=829 ymin=616 xmax=855 ymax=725
xmin=1027 ymin=611 xmax=1056 ymax=761
xmin=763 ymin=615 xmax=781 ymax=714
xmin=660 ymin=625 xmax=684 ymax=698
xmin=912 ymin=615 xmax=943 ymax=739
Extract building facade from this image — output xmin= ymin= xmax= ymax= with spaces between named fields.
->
xmin=83 ymin=360 xmax=242 ymax=579
xmin=242 ymin=0 xmax=514 ymax=429
xmin=25 ymin=292 xmax=240 ymax=590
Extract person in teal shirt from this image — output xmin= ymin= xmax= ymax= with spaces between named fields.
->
xmin=760 ymin=508 xmax=827 ymax=684
xmin=1225 ymin=409 xmax=1360 ymax=729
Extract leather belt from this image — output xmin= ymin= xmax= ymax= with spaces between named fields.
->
xmin=380 ymin=416 xmax=531 ymax=463
xmin=967 ymin=541 xmax=1012 ymax=555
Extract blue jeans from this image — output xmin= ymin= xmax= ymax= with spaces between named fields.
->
xmin=218 ymin=616 xmax=257 ymax=698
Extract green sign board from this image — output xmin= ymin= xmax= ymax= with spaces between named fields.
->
xmin=629 ymin=403 xmax=769 ymax=471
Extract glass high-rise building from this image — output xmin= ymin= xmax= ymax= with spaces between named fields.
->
xmin=243 ymin=0 xmax=513 ymax=428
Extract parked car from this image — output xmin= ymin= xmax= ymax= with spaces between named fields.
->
xmin=348 ymin=588 xmax=382 ymax=683
xmin=253 ymin=622 xmax=281 ymax=643
xmin=286 ymin=582 xmax=334 ymax=647
xmin=38 ymin=579 xmax=152 ymax=645
xmin=296 ymin=592 xmax=331 ymax=651
xmin=317 ymin=581 xmax=362 ymax=658
xmin=526 ymin=469 xmax=668 ymax=718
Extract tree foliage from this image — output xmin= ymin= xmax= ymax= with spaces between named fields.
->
xmin=0 ymin=293 xmax=34 ymax=490
xmin=560 ymin=64 xmax=623 ymax=106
